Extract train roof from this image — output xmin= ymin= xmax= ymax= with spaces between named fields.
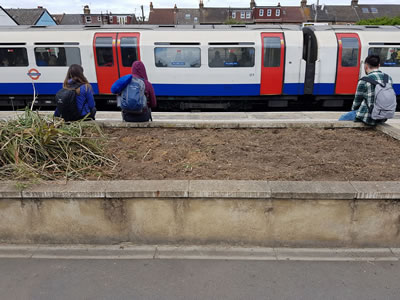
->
xmin=304 ymin=25 xmax=400 ymax=32
xmin=0 ymin=24 xmax=302 ymax=31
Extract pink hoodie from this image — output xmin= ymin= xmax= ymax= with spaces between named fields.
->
xmin=131 ymin=61 xmax=157 ymax=108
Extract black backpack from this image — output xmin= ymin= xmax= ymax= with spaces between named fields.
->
xmin=55 ymin=83 xmax=83 ymax=122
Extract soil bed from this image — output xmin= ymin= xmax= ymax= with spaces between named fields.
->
xmin=105 ymin=128 xmax=400 ymax=181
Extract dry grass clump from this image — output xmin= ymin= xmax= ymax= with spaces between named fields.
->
xmin=0 ymin=109 xmax=116 ymax=180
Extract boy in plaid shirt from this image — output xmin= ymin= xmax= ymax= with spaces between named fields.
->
xmin=339 ymin=55 xmax=393 ymax=126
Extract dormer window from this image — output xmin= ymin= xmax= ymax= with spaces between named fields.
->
xmin=267 ymin=9 xmax=272 ymax=17
xmin=276 ymin=9 xmax=280 ymax=17
xmin=259 ymin=9 xmax=264 ymax=17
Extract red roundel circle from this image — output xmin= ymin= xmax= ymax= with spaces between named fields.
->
xmin=27 ymin=68 xmax=41 ymax=80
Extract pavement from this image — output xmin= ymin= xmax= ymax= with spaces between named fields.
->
xmin=0 ymin=253 xmax=399 ymax=300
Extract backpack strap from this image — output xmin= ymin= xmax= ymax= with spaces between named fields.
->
xmin=360 ymin=76 xmax=386 ymax=88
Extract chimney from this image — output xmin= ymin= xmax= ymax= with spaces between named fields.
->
xmin=351 ymin=0 xmax=358 ymax=6
xmin=174 ymin=4 xmax=178 ymax=13
xmin=250 ymin=0 xmax=256 ymax=9
xmin=37 ymin=6 xmax=43 ymax=9
xmin=83 ymin=5 xmax=90 ymax=15
xmin=277 ymin=2 xmax=281 ymax=7
xmin=150 ymin=2 xmax=154 ymax=12
xmin=301 ymin=0 xmax=307 ymax=8
xmin=199 ymin=0 xmax=204 ymax=9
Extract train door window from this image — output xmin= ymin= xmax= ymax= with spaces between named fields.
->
xmin=263 ymin=37 xmax=281 ymax=67
xmin=341 ymin=38 xmax=359 ymax=67
xmin=369 ymin=47 xmax=400 ymax=67
xmin=34 ymin=47 xmax=81 ymax=66
xmin=95 ymin=37 xmax=114 ymax=67
xmin=120 ymin=37 xmax=138 ymax=67
xmin=0 ymin=48 xmax=28 ymax=67
xmin=154 ymin=47 xmax=201 ymax=68
xmin=208 ymin=47 xmax=255 ymax=68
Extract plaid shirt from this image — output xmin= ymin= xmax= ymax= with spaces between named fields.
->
xmin=352 ymin=70 xmax=393 ymax=126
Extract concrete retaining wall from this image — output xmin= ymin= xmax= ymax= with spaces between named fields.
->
xmin=1 ymin=180 xmax=400 ymax=247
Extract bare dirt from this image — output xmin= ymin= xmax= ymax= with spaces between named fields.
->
xmin=104 ymin=128 xmax=400 ymax=181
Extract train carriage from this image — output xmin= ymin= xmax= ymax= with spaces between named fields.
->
xmin=0 ymin=24 xmax=399 ymax=110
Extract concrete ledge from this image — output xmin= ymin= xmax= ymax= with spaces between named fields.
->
xmin=1 ymin=180 xmax=400 ymax=247
xmin=2 ymin=180 xmax=400 ymax=200
xmin=0 ymin=244 xmax=398 ymax=261
xmin=98 ymin=120 xmax=367 ymax=129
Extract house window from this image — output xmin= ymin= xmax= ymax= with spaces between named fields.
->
xmin=259 ymin=9 xmax=264 ymax=17
xmin=97 ymin=16 xmax=101 ymax=22
xmin=371 ymin=8 xmax=378 ymax=13
xmin=109 ymin=16 xmax=113 ymax=23
xmin=208 ymin=47 xmax=255 ymax=68
xmin=185 ymin=14 xmax=191 ymax=20
xmin=362 ymin=8 xmax=369 ymax=13
xmin=240 ymin=12 xmax=245 ymax=19
xmin=267 ymin=9 xmax=272 ymax=17
xmin=246 ymin=12 xmax=251 ymax=19
xmin=194 ymin=17 xmax=198 ymax=23
xmin=34 ymin=47 xmax=81 ymax=66
xmin=232 ymin=12 xmax=236 ymax=19
xmin=276 ymin=9 xmax=280 ymax=17
xmin=85 ymin=16 xmax=91 ymax=23
xmin=0 ymin=48 xmax=29 ymax=67
xmin=154 ymin=47 xmax=201 ymax=68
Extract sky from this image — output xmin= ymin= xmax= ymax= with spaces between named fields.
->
xmin=1 ymin=0 xmax=399 ymax=16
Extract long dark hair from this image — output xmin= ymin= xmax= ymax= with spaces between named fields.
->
xmin=63 ymin=64 xmax=91 ymax=93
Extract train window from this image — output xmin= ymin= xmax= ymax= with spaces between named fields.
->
xmin=341 ymin=38 xmax=359 ymax=67
xmin=208 ymin=47 xmax=255 ymax=68
xmin=0 ymin=48 xmax=28 ymax=67
xmin=369 ymin=47 xmax=400 ymax=67
xmin=34 ymin=47 xmax=81 ymax=66
xmin=95 ymin=37 xmax=113 ymax=67
xmin=120 ymin=37 xmax=138 ymax=67
xmin=154 ymin=47 xmax=201 ymax=68
xmin=263 ymin=37 xmax=281 ymax=67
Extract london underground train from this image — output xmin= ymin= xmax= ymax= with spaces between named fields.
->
xmin=0 ymin=24 xmax=399 ymax=109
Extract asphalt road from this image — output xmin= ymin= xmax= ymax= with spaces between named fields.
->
xmin=1 ymin=258 xmax=399 ymax=300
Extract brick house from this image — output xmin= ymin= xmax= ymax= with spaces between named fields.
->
xmin=54 ymin=5 xmax=137 ymax=25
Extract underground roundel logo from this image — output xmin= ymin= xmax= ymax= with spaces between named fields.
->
xmin=27 ymin=68 xmax=41 ymax=80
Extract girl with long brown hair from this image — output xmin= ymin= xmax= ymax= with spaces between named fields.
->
xmin=55 ymin=64 xmax=96 ymax=120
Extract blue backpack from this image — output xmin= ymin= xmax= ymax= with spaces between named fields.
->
xmin=120 ymin=77 xmax=147 ymax=113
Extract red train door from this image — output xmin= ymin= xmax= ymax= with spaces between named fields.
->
xmin=93 ymin=32 xmax=140 ymax=94
xmin=335 ymin=33 xmax=361 ymax=94
xmin=260 ymin=33 xmax=285 ymax=95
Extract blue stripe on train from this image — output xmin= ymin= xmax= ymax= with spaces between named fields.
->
xmin=0 ymin=83 xmax=99 ymax=95
xmin=153 ymin=83 xmax=305 ymax=96
xmin=313 ymin=83 xmax=400 ymax=96
xmin=1 ymin=82 xmax=304 ymax=96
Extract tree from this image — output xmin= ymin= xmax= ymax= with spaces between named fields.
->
xmin=357 ymin=16 xmax=400 ymax=25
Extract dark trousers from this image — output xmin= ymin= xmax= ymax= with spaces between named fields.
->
xmin=122 ymin=109 xmax=152 ymax=122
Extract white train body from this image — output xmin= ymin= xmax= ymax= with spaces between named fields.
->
xmin=0 ymin=25 xmax=399 ymax=108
